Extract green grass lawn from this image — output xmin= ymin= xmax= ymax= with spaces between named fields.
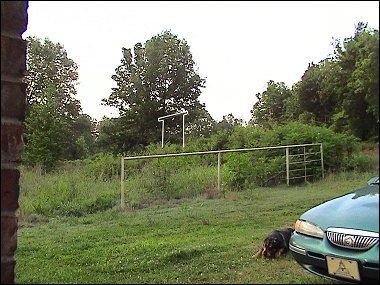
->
xmin=16 ymin=172 xmax=375 ymax=284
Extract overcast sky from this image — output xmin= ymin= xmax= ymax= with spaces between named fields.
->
xmin=24 ymin=1 xmax=379 ymax=122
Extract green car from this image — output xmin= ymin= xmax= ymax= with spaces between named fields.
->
xmin=290 ymin=177 xmax=379 ymax=284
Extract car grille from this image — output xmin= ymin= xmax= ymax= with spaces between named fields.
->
xmin=326 ymin=227 xmax=379 ymax=250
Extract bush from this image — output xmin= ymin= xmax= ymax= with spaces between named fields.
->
xmin=342 ymin=152 xmax=379 ymax=173
xmin=221 ymin=122 xmax=362 ymax=189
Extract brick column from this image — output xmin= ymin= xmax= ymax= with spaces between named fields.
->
xmin=1 ymin=1 xmax=28 ymax=284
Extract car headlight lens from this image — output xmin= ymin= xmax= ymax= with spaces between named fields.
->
xmin=295 ymin=219 xmax=324 ymax=239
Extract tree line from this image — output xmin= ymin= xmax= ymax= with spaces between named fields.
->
xmin=251 ymin=22 xmax=378 ymax=141
xmin=23 ymin=22 xmax=379 ymax=171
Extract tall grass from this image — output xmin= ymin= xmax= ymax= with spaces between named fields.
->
xmin=18 ymin=149 xmax=378 ymax=221
xmin=18 ymin=164 xmax=119 ymax=220
xmin=16 ymin=171 xmax=377 ymax=284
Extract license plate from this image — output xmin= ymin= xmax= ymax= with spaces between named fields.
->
xmin=326 ymin=256 xmax=360 ymax=281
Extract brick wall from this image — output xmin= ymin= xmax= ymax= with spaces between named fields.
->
xmin=1 ymin=1 xmax=28 ymax=283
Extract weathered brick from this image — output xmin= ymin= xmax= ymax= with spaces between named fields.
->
xmin=1 ymin=81 xmax=26 ymax=120
xmin=1 ymin=169 xmax=20 ymax=211
xmin=0 ymin=215 xmax=18 ymax=257
xmin=1 ymin=123 xmax=24 ymax=163
xmin=1 ymin=1 xmax=28 ymax=36
xmin=1 ymin=36 xmax=27 ymax=76
xmin=0 ymin=259 xmax=16 ymax=284
xmin=2 ymin=1 xmax=28 ymax=283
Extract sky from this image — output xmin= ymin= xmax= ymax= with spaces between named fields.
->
xmin=23 ymin=1 xmax=379 ymax=123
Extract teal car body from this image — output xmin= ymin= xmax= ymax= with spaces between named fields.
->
xmin=290 ymin=177 xmax=379 ymax=284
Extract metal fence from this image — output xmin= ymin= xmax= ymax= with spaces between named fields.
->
xmin=120 ymin=143 xmax=324 ymax=209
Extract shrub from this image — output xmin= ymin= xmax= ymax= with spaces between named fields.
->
xmin=342 ymin=152 xmax=379 ymax=173
xmin=221 ymin=122 xmax=361 ymax=189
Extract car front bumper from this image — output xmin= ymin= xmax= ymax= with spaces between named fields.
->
xmin=289 ymin=232 xmax=379 ymax=284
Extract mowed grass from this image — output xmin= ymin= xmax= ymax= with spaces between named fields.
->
xmin=16 ymin=172 xmax=375 ymax=284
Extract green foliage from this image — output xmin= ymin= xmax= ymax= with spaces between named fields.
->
xmin=24 ymin=36 xmax=96 ymax=170
xmin=25 ymin=36 xmax=80 ymax=109
xmin=71 ymin=114 xmax=97 ymax=157
xmin=342 ymin=152 xmax=379 ymax=173
xmin=330 ymin=22 xmax=379 ymax=140
xmin=249 ymin=22 xmax=378 ymax=143
xmin=209 ymin=129 xmax=231 ymax=150
xmin=19 ymin=122 xmax=377 ymax=215
xmin=186 ymin=108 xmax=216 ymax=139
xmin=95 ymin=117 xmax=128 ymax=154
xmin=296 ymin=60 xmax=339 ymax=125
xmin=271 ymin=122 xmax=360 ymax=172
xmin=250 ymin=80 xmax=294 ymax=127
xmin=101 ymin=30 xmax=206 ymax=153
xmin=19 ymin=153 xmax=122 ymax=218
xmin=215 ymin=113 xmax=245 ymax=133
xmin=70 ymin=136 xmax=90 ymax=161
xmin=124 ymin=165 xmax=218 ymax=208
xmin=221 ymin=122 xmax=362 ymax=190
xmin=23 ymin=86 xmax=71 ymax=171
xmin=224 ymin=152 xmax=284 ymax=190
xmin=80 ymin=153 xmax=121 ymax=181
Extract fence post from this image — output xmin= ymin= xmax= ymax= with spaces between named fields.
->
xmin=121 ymin=157 xmax=125 ymax=209
xmin=320 ymin=143 xmax=324 ymax=179
xmin=218 ymin=152 xmax=221 ymax=193
xmin=304 ymin=146 xmax=307 ymax=183
xmin=286 ymin=147 xmax=290 ymax=186
xmin=161 ymin=120 xmax=165 ymax=148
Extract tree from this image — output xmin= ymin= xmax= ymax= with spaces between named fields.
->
xmin=249 ymin=80 xmax=293 ymax=127
xmin=24 ymin=36 xmax=93 ymax=170
xmin=95 ymin=117 xmax=136 ymax=154
xmin=25 ymin=36 xmax=81 ymax=117
xmin=215 ymin=113 xmax=244 ymax=133
xmin=23 ymin=86 xmax=70 ymax=170
xmin=296 ymin=59 xmax=340 ymax=125
xmin=101 ymin=30 xmax=206 ymax=152
xmin=70 ymin=114 xmax=97 ymax=159
xmin=186 ymin=108 xmax=216 ymax=139
xmin=331 ymin=22 xmax=379 ymax=140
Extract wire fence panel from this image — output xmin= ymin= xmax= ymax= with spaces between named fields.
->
xmin=120 ymin=143 xmax=324 ymax=209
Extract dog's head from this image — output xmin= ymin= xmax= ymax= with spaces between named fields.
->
xmin=262 ymin=228 xmax=294 ymax=258
xmin=262 ymin=235 xmax=284 ymax=258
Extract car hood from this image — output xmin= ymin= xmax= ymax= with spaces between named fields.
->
xmin=300 ymin=184 xmax=379 ymax=233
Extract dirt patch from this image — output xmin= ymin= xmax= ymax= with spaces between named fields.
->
xmin=362 ymin=148 xmax=379 ymax=156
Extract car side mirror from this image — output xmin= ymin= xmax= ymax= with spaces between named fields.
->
xmin=367 ymin=177 xmax=379 ymax=185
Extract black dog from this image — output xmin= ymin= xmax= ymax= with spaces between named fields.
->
xmin=252 ymin=227 xmax=294 ymax=259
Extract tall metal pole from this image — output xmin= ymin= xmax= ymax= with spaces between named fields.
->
xmin=182 ymin=113 xmax=186 ymax=148
xmin=218 ymin=152 xmax=221 ymax=193
xmin=120 ymin=157 xmax=125 ymax=209
xmin=304 ymin=146 xmax=307 ymax=183
xmin=320 ymin=143 xmax=324 ymax=179
xmin=161 ymin=120 xmax=165 ymax=148
xmin=286 ymin=147 xmax=290 ymax=186
xmin=158 ymin=111 xmax=187 ymax=148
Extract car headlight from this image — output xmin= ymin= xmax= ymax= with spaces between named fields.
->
xmin=295 ymin=219 xmax=324 ymax=239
